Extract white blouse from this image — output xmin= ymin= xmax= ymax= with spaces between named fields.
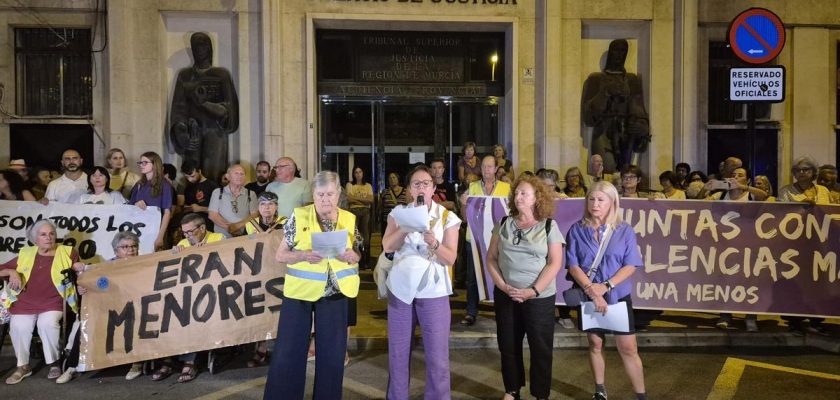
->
xmin=386 ymin=202 xmax=461 ymax=304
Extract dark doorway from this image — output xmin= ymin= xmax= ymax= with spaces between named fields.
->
xmin=10 ymin=124 xmax=94 ymax=171
xmin=707 ymin=128 xmax=778 ymax=192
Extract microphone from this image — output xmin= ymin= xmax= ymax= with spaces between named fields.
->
xmin=417 ymin=194 xmax=425 ymax=206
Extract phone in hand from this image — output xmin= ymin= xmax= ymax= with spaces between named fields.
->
xmin=705 ymin=179 xmax=730 ymax=191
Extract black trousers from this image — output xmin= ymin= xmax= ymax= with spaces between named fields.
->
xmin=493 ymin=287 xmax=556 ymax=398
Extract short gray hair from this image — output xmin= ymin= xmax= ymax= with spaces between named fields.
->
xmin=792 ymin=156 xmax=818 ymax=174
xmin=27 ymin=220 xmax=56 ymax=243
xmin=312 ymin=170 xmax=341 ymax=193
xmin=111 ymin=231 xmax=139 ymax=251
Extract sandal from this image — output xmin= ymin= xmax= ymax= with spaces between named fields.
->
xmin=5 ymin=365 xmax=32 ymax=385
xmin=177 ymin=362 xmax=198 ymax=383
xmin=247 ymin=350 xmax=268 ymax=368
xmin=47 ymin=366 xmax=62 ymax=380
xmin=151 ymin=363 xmax=174 ymax=381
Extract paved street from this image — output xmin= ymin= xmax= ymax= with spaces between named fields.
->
xmin=2 ymin=257 xmax=839 ymax=399
xmin=1 ymin=346 xmax=839 ymax=399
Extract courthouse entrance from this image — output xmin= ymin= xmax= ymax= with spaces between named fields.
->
xmin=316 ymin=29 xmax=506 ymax=191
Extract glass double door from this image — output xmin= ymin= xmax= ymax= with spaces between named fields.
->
xmin=319 ymin=97 xmax=500 ymax=194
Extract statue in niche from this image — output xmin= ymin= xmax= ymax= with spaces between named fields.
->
xmin=581 ymin=39 xmax=650 ymax=173
xmin=169 ymin=32 xmax=239 ymax=183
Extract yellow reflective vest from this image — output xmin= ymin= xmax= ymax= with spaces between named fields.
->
xmin=176 ymin=232 xmax=225 ymax=248
xmin=3 ymin=245 xmax=78 ymax=313
xmin=285 ymin=205 xmax=359 ymax=301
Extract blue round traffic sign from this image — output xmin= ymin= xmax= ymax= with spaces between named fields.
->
xmin=728 ymin=8 xmax=785 ymax=65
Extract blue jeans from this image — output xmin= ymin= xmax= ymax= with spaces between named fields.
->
xmin=464 ymin=246 xmax=478 ymax=317
xmin=264 ymin=295 xmax=349 ymax=400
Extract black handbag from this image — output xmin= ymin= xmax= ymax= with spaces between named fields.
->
xmin=562 ymin=225 xmax=614 ymax=307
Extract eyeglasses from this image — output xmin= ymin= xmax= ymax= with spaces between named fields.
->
xmin=136 ymin=161 xmax=151 ymax=166
xmin=513 ymin=229 xmax=524 ymax=245
xmin=117 ymin=244 xmax=138 ymax=250
xmin=622 ymin=175 xmax=638 ymax=180
xmin=793 ymin=168 xmax=812 ymax=174
xmin=273 ymin=164 xmax=291 ymax=170
xmin=182 ymin=224 xmax=205 ymax=236
xmin=411 ymin=180 xmax=433 ymax=189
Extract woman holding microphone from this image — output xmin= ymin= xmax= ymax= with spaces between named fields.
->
xmin=382 ymin=164 xmax=461 ymax=400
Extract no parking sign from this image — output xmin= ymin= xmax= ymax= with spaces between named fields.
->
xmin=727 ymin=8 xmax=785 ymax=65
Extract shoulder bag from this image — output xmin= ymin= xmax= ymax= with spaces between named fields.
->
xmin=562 ymin=225 xmax=614 ymax=307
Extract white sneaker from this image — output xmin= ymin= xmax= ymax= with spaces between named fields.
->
xmin=56 ymin=368 xmax=77 ymax=384
xmin=557 ymin=318 xmax=575 ymax=329
xmin=125 ymin=364 xmax=143 ymax=380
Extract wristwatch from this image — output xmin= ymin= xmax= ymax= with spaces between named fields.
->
xmin=605 ymin=280 xmax=614 ymax=292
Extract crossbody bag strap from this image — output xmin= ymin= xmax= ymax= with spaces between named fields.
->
xmin=585 ymin=225 xmax=614 ymax=280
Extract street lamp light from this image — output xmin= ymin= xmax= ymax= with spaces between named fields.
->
xmin=490 ymin=54 xmax=499 ymax=82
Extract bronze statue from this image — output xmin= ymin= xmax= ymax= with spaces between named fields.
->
xmin=169 ymin=32 xmax=239 ymax=183
xmin=582 ymin=39 xmax=650 ymax=173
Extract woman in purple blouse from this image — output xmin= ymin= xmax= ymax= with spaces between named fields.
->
xmin=129 ymin=151 xmax=173 ymax=250
xmin=565 ymin=181 xmax=647 ymax=400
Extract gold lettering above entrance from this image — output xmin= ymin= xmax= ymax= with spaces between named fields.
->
xmin=318 ymin=83 xmax=494 ymax=97
xmin=332 ymin=0 xmax=517 ymax=5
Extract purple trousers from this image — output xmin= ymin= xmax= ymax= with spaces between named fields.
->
xmin=387 ymin=293 xmax=451 ymax=400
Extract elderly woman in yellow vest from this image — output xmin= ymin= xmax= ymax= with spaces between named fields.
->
xmin=264 ymin=170 xmax=362 ymax=400
xmin=1 ymin=220 xmax=80 ymax=385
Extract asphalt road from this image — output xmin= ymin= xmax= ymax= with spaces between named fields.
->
xmin=2 ymin=346 xmax=838 ymax=399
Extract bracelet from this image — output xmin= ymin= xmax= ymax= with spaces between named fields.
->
xmin=432 ymin=239 xmax=440 ymax=250
xmin=530 ymin=285 xmax=540 ymax=297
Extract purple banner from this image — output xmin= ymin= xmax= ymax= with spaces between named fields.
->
xmin=466 ymin=196 xmax=840 ymax=318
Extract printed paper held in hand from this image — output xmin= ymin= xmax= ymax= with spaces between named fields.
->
xmin=580 ymin=301 xmax=630 ymax=332
xmin=391 ymin=206 xmax=429 ymax=232
xmin=311 ymin=230 xmax=348 ymax=258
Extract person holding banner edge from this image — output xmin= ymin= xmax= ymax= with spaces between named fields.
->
xmin=463 ymin=154 xmax=511 ymax=326
xmin=264 ymin=170 xmax=361 ymax=400
xmin=150 ymin=213 xmax=225 ymax=383
xmin=566 ymin=181 xmax=647 ymax=400
xmin=484 ymin=174 xmax=564 ymax=400
xmin=57 ymin=231 xmax=144 ymax=384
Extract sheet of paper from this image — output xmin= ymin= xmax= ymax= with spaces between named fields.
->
xmin=311 ymin=230 xmax=348 ymax=259
xmin=580 ymin=301 xmax=630 ymax=332
xmin=391 ymin=206 xmax=429 ymax=232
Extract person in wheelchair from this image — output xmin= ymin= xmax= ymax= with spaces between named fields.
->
xmin=1 ymin=220 xmax=80 ymax=385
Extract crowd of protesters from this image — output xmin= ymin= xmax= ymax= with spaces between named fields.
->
xmin=0 ymin=142 xmax=837 ymax=400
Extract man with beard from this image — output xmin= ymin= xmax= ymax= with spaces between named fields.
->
xmin=181 ymin=160 xmax=219 ymax=231
xmin=245 ymin=160 xmax=272 ymax=195
xmin=43 ymin=149 xmax=88 ymax=203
